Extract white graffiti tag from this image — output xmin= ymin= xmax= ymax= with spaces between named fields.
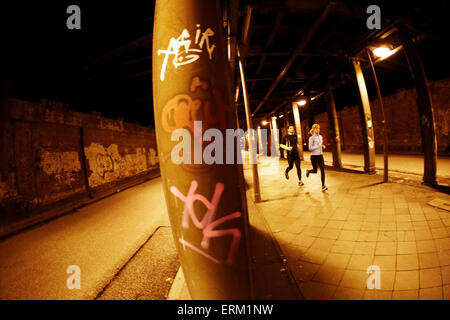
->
xmin=158 ymin=24 xmax=216 ymax=81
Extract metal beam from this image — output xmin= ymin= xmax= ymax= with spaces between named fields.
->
xmin=238 ymin=46 xmax=261 ymax=203
xmin=251 ymin=12 xmax=285 ymax=90
xmin=325 ymin=79 xmax=343 ymax=169
xmin=252 ymin=2 xmax=333 ymax=117
xmin=398 ymin=23 xmax=437 ymax=186
xmin=366 ymin=49 xmax=389 ymax=182
xmin=292 ymin=102 xmax=304 ymax=160
xmin=352 ymin=59 xmax=376 ymax=174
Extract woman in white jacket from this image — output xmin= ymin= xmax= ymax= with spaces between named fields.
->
xmin=306 ymin=124 xmax=328 ymax=191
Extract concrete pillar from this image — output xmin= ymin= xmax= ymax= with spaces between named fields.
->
xmin=398 ymin=24 xmax=437 ymax=186
xmin=352 ymin=59 xmax=376 ymax=174
xmin=325 ymin=80 xmax=343 ymax=169
xmin=152 ymin=0 xmax=252 ymax=299
xmin=292 ymin=102 xmax=304 ymax=160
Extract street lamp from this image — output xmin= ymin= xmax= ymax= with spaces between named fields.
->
xmin=372 ymin=46 xmax=394 ymax=59
xmin=261 ymin=120 xmax=269 ymax=126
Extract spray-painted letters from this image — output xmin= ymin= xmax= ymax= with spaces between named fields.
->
xmin=170 ymin=180 xmax=241 ymax=266
xmin=161 ymin=76 xmax=226 ymax=134
xmin=158 ymin=25 xmax=216 ymax=81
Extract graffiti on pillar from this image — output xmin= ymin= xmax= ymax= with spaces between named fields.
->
xmin=161 ymin=76 xmax=227 ymax=133
xmin=161 ymin=76 xmax=227 ymax=172
xmin=158 ymin=25 xmax=216 ymax=81
xmin=170 ymin=180 xmax=242 ymax=266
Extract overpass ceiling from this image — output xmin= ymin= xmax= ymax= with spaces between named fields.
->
xmin=6 ymin=0 xmax=449 ymax=126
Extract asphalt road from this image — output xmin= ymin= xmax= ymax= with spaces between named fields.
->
xmin=0 ymin=177 xmax=170 ymax=300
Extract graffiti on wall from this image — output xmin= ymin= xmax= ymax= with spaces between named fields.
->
xmin=84 ymin=142 xmax=158 ymax=188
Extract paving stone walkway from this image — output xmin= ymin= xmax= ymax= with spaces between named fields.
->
xmin=244 ymin=157 xmax=450 ymax=300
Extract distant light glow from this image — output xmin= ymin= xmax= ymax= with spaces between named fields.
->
xmin=372 ymin=47 xmax=394 ymax=59
xmin=297 ymin=99 xmax=307 ymax=106
xmin=261 ymin=120 xmax=269 ymax=126
xmin=279 ymin=114 xmax=284 ymax=118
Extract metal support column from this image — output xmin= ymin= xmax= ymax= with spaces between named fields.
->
xmin=366 ymin=49 xmax=389 ymax=182
xmin=271 ymin=116 xmax=280 ymax=158
xmin=152 ymin=0 xmax=252 ymax=299
xmin=238 ymin=46 xmax=261 ymax=203
xmin=282 ymin=105 xmax=290 ymax=159
xmin=352 ymin=59 xmax=376 ymax=174
xmin=306 ymin=93 xmax=315 ymax=130
xmin=292 ymin=102 xmax=304 ymax=160
xmin=325 ymin=80 xmax=343 ymax=169
xmin=398 ymin=24 xmax=437 ymax=186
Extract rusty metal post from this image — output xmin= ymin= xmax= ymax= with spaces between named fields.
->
xmin=366 ymin=49 xmax=389 ymax=182
xmin=237 ymin=46 xmax=261 ymax=203
xmin=292 ymin=102 xmax=304 ymax=160
xmin=325 ymin=80 xmax=343 ymax=169
xmin=352 ymin=59 xmax=376 ymax=174
xmin=398 ymin=24 xmax=437 ymax=186
xmin=152 ymin=0 xmax=252 ymax=299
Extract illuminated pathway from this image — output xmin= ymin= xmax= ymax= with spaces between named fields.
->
xmin=246 ymin=157 xmax=450 ymax=299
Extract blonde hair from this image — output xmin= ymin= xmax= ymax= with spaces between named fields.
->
xmin=309 ymin=124 xmax=320 ymax=135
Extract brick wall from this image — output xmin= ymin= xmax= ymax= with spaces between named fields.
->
xmin=315 ymin=78 xmax=449 ymax=154
xmin=0 ymin=98 xmax=159 ymax=236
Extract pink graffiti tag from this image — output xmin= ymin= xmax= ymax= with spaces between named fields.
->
xmin=170 ymin=181 xmax=242 ymax=266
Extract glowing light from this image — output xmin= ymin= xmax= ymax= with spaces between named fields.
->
xmin=297 ymin=99 xmax=307 ymax=106
xmin=372 ymin=47 xmax=394 ymax=59
xmin=261 ymin=120 xmax=269 ymax=126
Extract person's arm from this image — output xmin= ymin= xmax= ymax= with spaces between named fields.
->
xmin=321 ymin=135 xmax=326 ymax=150
xmin=280 ymin=137 xmax=292 ymax=151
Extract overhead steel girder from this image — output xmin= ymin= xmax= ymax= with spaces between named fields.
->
xmin=251 ymin=1 xmax=334 ymax=117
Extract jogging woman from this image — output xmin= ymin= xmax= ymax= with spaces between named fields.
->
xmin=306 ymin=124 xmax=328 ymax=191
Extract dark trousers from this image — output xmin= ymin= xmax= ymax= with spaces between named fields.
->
xmin=308 ymin=155 xmax=325 ymax=186
xmin=286 ymin=154 xmax=301 ymax=180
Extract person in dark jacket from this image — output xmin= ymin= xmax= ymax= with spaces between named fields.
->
xmin=280 ymin=125 xmax=303 ymax=186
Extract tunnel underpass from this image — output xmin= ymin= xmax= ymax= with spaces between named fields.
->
xmin=1 ymin=0 xmax=450 ymax=302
